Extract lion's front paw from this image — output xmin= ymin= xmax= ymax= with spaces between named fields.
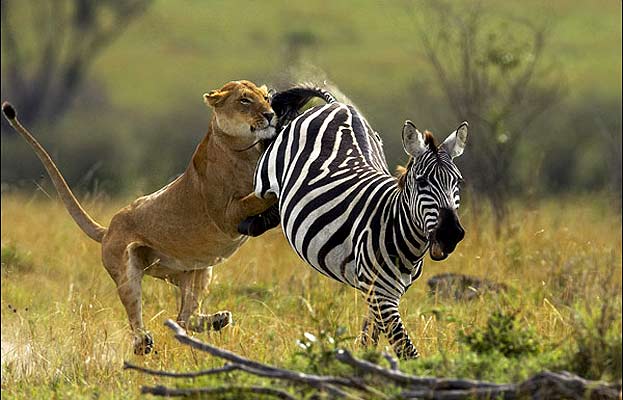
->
xmin=209 ymin=311 xmax=233 ymax=331
xmin=133 ymin=331 xmax=154 ymax=355
xmin=188 ymin=311 xmax=233 ymax=333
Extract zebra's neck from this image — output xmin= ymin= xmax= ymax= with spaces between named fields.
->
xmin=385 ymin=185 xmax=429 ymax=267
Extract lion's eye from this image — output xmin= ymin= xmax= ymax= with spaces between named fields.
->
xmin=240 ymin=98 xmax=252 ymax=105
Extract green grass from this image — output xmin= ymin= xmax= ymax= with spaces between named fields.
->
xmin=1 ymin=193 xmax=621 ymax=398
xmin=1 ymin=2 xmax=620 ymax=397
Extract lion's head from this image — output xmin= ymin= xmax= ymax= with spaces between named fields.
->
xmin=203 ymin=80 xmax=275 ymax=140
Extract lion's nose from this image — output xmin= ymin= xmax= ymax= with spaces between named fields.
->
xmin=263 ymin=112 xmax=274 ymax=123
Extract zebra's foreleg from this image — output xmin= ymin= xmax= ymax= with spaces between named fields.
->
xmin=368 ymin=295 xmax=419 ymax=359
xmin=359 ymin=308 xmax=381 ymax=349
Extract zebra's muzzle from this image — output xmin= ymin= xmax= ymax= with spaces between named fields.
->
xmin=429 ymin=208 xmax=465 ymax=261
xmin=429 ymin=241 xmax=448 ymax=261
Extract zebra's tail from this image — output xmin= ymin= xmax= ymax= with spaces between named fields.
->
xmin=271 ymin=85 xmax=337 ymax=131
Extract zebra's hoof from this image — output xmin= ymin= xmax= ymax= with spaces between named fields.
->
xmin=397 ymin=348 xmax=420 ymax=360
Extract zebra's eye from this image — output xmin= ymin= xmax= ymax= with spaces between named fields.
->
xmin=457 ymin=179 xmax=466 ymax=188
xmin=240 ymin=98 xmax=252 ymax=105
xmin=415 ymin=176 xmax=428 ymax=190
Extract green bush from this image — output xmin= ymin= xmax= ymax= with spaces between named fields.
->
xmin=459 ymin=311 xmax=539 ymax=358
xmin=293 ymin=326 xmax=353 ymax=375
xmin=1 ymin=243 xmax=34 ymax=274
xmin=563 ymin=301 xmax=623 ymax=381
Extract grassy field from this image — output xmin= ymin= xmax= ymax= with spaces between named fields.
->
xmin=1 ymin=1 xmax=621 ymax=398
xmin=1 ymin=192 xmax=621 ymax=398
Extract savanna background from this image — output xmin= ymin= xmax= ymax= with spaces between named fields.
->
xmin=1 ymin=0 xmax=621 ymax=398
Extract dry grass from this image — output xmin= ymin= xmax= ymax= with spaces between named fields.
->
xmin=1 ymin=192 xmax=621 ymax=398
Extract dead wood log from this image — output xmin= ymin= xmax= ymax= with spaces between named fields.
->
xmin=124 ymin=319 xmax=622 ymax=400
xmin=124 ymin=361 xmax=239 ymax=378
xmin=140 ymin=384 xmax=297 ymax=399
xmin=336 ymin=349 xmax=499 ymax=390
xmin=130 ymin=319 xmax=382 ymax=399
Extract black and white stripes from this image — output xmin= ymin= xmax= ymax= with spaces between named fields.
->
xmin=254 ymin=97 xmax=468 ymax=359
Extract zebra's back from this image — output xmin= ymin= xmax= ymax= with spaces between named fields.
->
xmin=255 ymin=102 xmax=400 ymax=288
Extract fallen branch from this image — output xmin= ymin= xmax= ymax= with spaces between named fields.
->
xmin=164 ymin=319 xmax=376 ymax=398
xmin=124 ymin=319 xmax=622 ymax=400
xmin=516 ymin=371 xmax=622 ymax=400
xmin=336 ymin=349 xmax=499 ymax=390
xmin=124 ymin=361 xmax=239 ymax=378
xmin=127 ymin=319 xmax=382 ymax=399
xmin=141 ymin=384 xmax=297 ymax=399
xmin=339 ymin=350 xmax=621 ymax=400
xmin=397 ymin=371 xmax=622 ymax=400
xmin=381 ymin=351 xmax=399 ymax=371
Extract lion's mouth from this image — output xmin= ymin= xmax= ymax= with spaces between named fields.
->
xmin=253 ymin=125 xmax=276 ymax=139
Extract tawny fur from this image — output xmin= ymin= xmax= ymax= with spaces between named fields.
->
xmin=2 ymin=80 xmax=277 ymax=355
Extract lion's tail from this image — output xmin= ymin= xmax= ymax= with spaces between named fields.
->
xmin=2 ymin=102 xmax=107 ymax=242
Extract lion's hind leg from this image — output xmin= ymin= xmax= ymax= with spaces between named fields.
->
xmin=102 ymin=240 xmax=153 ymax=355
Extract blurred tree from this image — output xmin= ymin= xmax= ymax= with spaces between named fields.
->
xmin=598 ymin=119 xmax=622 ymax=212
xmin=284 ymin=30 xmax=318 ymax=66
xmin=269 ymin=29 xmax=319 ymax=90
xmin=1 ymin=0 xmax=151 ymax=129
xmin=418 ymin=2 xmax=565 ymax=231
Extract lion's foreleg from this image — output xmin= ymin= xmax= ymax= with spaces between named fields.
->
xmin=174 ymin=268 xmax=212 ymax=327
xmin=228 ymin=192 xmax=277 ymax=225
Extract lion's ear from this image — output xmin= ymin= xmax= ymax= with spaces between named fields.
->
xmin=203 ymin=90 xmax=228 ymax=107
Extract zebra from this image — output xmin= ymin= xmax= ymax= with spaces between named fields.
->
xmin=241 ymin=87 xmax=468 ymax=359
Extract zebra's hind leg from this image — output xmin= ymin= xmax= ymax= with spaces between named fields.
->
xmin=368 ymin=295 xmax=419 ymax=359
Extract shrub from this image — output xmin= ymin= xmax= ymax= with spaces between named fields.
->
xmin=293 ymin=326 xmax=353 ymax=375
xmin=1 ymin=242 xmax=34 ymax=274
xmin=563 ymin=300 xmax=623 ymax=380
xmin=459 ymin=310 xmax=539 ymax=358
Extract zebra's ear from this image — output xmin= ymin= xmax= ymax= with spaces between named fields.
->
xmin=441 ymin=121 xmax=468 ymax=159
xmin=402 ymin=120 xmax=427 ymax=158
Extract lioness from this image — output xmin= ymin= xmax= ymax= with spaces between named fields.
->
xmin=2 ymin=80 xmax=277 ymax=355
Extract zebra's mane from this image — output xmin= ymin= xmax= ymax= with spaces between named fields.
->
xmin=424 ymin=130 xmax=438 ymax=154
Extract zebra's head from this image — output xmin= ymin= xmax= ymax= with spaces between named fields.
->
xmin=401 ymin=120 xmax=468 ymax=261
